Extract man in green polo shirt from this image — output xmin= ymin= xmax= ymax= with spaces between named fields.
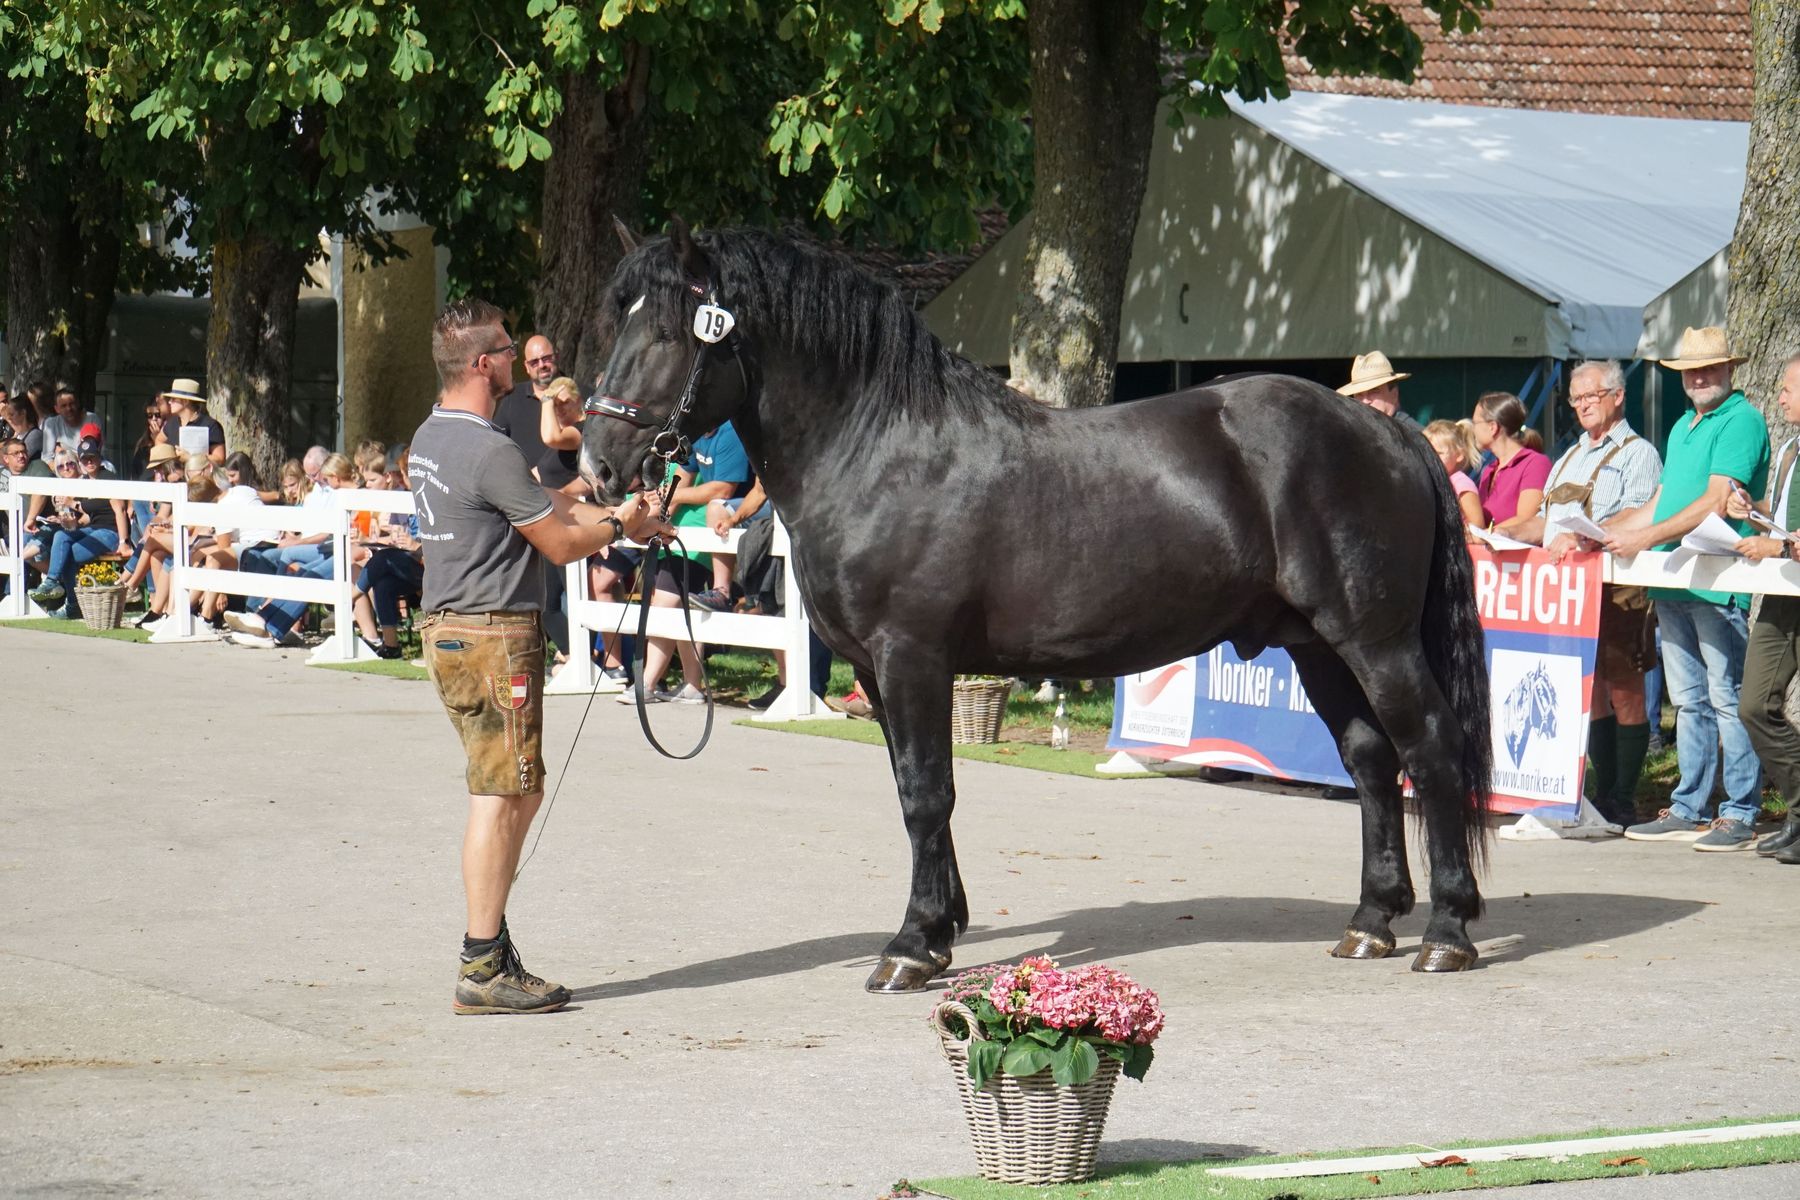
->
xmin=1603 ymin=326 xmax=1770 ymax=851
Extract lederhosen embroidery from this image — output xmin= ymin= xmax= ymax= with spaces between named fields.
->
xmin=1543 ymin=434 xmax=1639 ymax=518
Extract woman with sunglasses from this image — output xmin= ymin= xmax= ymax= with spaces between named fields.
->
xmin=26 ymin=437 xmax=129 ymax=617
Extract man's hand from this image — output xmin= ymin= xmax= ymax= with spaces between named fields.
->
xmin=1725 ymin=489 xmax=1755 ymax=522
xmin=706 ymin=499 xmax=735 ymax=538
xmin=614 ymin=494 xmax=673 ymax=542
xmin=1736 ymin=536 xmax=1790 ymax=562
xmin=1546 ymin=532 xmax=1582 ymax=563
xmin=1603 ymin=526 xmax=1664 ymax=558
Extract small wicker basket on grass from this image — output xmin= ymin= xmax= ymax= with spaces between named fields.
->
xmin=931 ymin=999 xmax=1120 ymax=1185
xmin=951 ymin=678 xmax=1010 ymax=744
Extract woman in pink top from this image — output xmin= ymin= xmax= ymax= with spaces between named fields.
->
xmin=1424 ymin=419 xmax=1487 ymax=529
xmin=1472 ymin=391 xmax=1550 ymax=532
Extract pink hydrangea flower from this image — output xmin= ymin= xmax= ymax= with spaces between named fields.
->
xmin=981 ymin=956 xmax=1163 ymax=1045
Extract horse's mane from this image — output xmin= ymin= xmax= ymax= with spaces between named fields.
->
xmin=599 ymin=227 xmax=1046 ymax=426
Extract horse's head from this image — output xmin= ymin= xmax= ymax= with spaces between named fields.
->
xmin=582 ymin=217 xmax=752 ymax=504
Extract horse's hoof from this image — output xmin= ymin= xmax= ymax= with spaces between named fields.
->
xmin=1328 ymin=929 xmax=1395 ymax=959
xmin=1412 ymin=942 xmax=1478 ymax=972
xmin=864 ymin=955 xmax=946 ymax=994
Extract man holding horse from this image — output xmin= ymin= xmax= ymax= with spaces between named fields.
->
xmin=1510 ymin=359 xmax=1662 ymax=827
xmin=1605 ymin=326 xmax=1770 ymax=851
xmin=409 ymin=299 xmax=669 ymax=1015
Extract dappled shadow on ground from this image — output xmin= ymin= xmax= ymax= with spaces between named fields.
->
xmin=570 ymin=892 xmax=1709 ymax=1000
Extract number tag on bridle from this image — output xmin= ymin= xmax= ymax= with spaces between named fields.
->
xmin=693 ymin=304 xmax=735 ymax=344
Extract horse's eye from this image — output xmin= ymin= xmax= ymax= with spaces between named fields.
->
xmin=654 ymin=327 xmax=675 ymax=344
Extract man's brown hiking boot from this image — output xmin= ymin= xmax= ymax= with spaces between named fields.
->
xmin=453 ymin=936 xmax=571 ymax=1015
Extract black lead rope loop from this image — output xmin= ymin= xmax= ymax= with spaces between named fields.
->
xmin=631 ymin=533 xmax=715 ymax=760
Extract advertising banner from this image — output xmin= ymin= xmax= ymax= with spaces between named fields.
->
xmin=1108 ymin=547 xmax=1602 ymax=818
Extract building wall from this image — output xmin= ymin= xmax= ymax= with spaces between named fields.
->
xmin=340 ymin=225 xmax=441 ymax=451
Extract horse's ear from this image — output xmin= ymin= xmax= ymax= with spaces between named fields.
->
xmin=667 ymin=214 xmax=714 ymax=283
xmin=612 ymin=216 xmax=639 ymax=254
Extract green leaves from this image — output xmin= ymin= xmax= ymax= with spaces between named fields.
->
xmin=999 ymin=1039 xmax=1054 ymax=1079
xmin=1050 ymin=1038 xmax=1100 ymax=1086
xmin=967 ymin=1038 xmax=1004 ymax=1090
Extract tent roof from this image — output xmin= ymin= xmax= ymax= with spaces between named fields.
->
xmin=1228 ymin=92 xmax=1744 ymax=358
xmin=925 ymin=93 xmax=1744 ymax=365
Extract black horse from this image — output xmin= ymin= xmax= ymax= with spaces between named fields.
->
xmin=583 ymin=222 xmax=1492 ymax=992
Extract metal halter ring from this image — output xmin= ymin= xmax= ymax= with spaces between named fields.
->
xmin=650 ymin=429 xmax=691 ymax=464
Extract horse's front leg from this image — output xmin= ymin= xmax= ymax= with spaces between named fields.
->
xmin=863 ymin=654 xmax=967 ymax=994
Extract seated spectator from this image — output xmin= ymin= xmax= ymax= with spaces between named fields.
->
xmin=302 ymin=445 xmax=329 ymax=486
xmin=39 ymin=384 xmax=101 ymax=462
xmin=21 ymin=448 xmax=79 ymax=571
xmin=137 ymin=474 xmax=225 ymax=633
xmin=227 ymin=453 xmax=356 ymax=648
xmin=349 ymin=492 xmax=423 ymax=660
xmin=128 ymin=397 xmax=171 ymax=478
xmin=26 ymin=435 xmax=129 ymax=618
xmin=1472 ymin=391 xmax=1550 ymax=533
xmin=240 ymin=458 xmax=333 ymax=577
xmin=123 ymin=446 xmax=186 ymax=626
xmin=162 ymin=378 xmax=225 ymax=466
xmin=1423 ymin=419 xmax=1486 ymax=529
xmin=193 ymin=453 xmax=278 ymax=627
xmin=677 ymin=420 xmax=753 ymax=614
xmin=4 ymin=394 xmax=43 ymax=462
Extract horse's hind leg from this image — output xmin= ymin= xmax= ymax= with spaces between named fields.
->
xmin=1335 ymin=638 xmax=1483 ymax=972
xmin=861 ymin=647 xmax=968 ymax=994
xmin=1289 ymin=644 xmax=1413 ymax=959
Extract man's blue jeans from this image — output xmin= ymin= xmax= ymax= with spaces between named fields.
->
xmin=1657 ymin=596 xmax=1761 ymax=824
xmin=242 ymin=542 xmax=334 ymax=640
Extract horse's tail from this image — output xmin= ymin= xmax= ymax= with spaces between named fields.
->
xmin=1405 ymin=430 xmax=1493 ymax=870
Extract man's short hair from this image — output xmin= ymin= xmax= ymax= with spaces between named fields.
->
xmin=302 ymin=445 xmax=328 ymax=472
xmin=432 ymin=298 xmax=508 ymax=386
xmin=1783 ymin=353 xmax=1800 ymax=374
xmin=54 ymin=383 xmax=77 ymax=399
xmin=1 ymin=437 xmax=23 ymax=455
xmin=1571 ymin=359 xmax=1626 ymax=393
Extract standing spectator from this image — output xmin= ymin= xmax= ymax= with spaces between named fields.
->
xmin=1731 ymin=352 xmax=1800 ymax=860
xmin=27 ymin=435 xmax=129 ymax=617
xmin=492 ymin=335 xmax=571 ymax=659
xmin=1511 ymin=360 xmax=1664 ymax=827
xmin=162 ymin=378 xmax=226 ymax=465
xmin=4 ymin=393 xmax=43 ymax=461
xmin=1337 ymin=351 xmax=1420 ymax=430
xmin=1423 ymin=419 xmax=1487 ymax=529
xmin=1472 ymin=391 xmax=1550 ymax=533
xmin=534 ymin=377 xmax=591 ymax=500
xmin=409 ymin=297 xmax=666 ymax=1015
xmin=40 ymin=385 xmax=101 ymax=463
xmin=1607 ymin=327 xmax=1771 ymax=850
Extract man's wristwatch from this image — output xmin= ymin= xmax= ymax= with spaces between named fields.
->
xmin=601 ymin=514 xmax=625 ymax=543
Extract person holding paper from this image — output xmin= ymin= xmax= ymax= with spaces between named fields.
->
xmin=161 ymin=378 xmax=226 ymax=466
xmin=1605 ymin=327 xmax=1770 ymax=851
xmin=1509 ymin=360 xmax=1663 ymax=827
xmin=1728 ymin=354 xmax=1800 ymax=860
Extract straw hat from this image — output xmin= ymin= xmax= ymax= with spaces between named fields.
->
xmin=1658 ymin=326 xmax=1747 ymax=371
xmin=1337 ymin=351 xmax=1412 ymax=396
xmin=147 ymin=443 xmax=182 ymax=468
xmin=159 ymin=377 xmax=206 ymax=405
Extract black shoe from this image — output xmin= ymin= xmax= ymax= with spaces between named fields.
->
xmin=1775 ymin=840 xmax=1800 ymax=865
xmin=747 ymin=686 xmax=782 ymax=711
xmin=1321 ymin=785 xmax=1358 ymax=800
xmin=1759 ymin=815 xmax=1800 ymax=858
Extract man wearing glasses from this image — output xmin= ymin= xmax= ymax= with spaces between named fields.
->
xmin=493 ymin=333 xmax=572 ymax=655
xmin=409 ymin=301 xmax=668 ymax=1014
xmin=1511 ymin=360 xmax=1663 ymax=827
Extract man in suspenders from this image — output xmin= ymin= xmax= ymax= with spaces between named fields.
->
xmin=1512 ymin=360 xmax=1662 ymax=828
xmin=1729 ymin=353 xmax=1800 ymax=861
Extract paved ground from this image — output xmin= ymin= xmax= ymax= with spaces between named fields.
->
xmin=5 ymin=628 xmax=1800 ymax=1199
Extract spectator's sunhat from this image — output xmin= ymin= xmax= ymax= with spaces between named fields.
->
xmin=147 ymin=443 xmax=181 ymax=469
xmin=1658 ymin=326 xmax=1747 ymax=371
xmin=1337 ymin=351 xmax=1412 ymax=396
xmin=76 ymin=435 xmax=104 ymax=459
xmin=159 ymin=377 xmax=207 ymax=405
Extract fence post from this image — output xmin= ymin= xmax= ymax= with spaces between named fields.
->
xmin=307 ymin=504 xmax=367 ymax=665
xmin=545 ymin=556 xmax=606 ymax=695
xmin=752 ymin=517 xmax=841 ymax=722
xmin=0 ymin=478 xmax=44 ymax=620
xmin=149 ymin=499 xmax=213 ymax=644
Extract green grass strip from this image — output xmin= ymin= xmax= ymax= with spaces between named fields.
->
xmin=312 ymin=658 xmax=430 ymax=681
xmin=0 ymin=617 xmax=149 ymax=643
xmin=741 ymin=718 xmax=1138 ymax=779
xmin=915 ymin=1115 xmax=1800 ymax=1199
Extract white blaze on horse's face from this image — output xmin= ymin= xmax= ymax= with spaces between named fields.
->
xmin=628 ymin=294 xmax=646 ymax=317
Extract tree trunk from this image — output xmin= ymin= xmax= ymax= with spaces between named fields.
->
xmin=4 ymin=187 xmax=118 ymax=401
xmin=533 ymin=51 xmax=653 ymax=391
xmin=1729 ymin=1 xmax=1800 ymax=440
xmin=1008 ymin=0 xmax=1161 ymax=409
xmin=207 ymin=231 xmax=310 ymax=482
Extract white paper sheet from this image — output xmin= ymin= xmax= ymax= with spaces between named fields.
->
xmin=1466 ymin=525 xmax=1536 ymax=551
xmin=1545 ymin=512 xmax=1611 ymax=543
xmin=1681 ymin=512 xmax=1749 ymax=557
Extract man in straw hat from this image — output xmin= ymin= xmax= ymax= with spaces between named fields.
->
xmin=1337 ymin=351 xmax=1419 ymax=430
xmin=160 ymin=377 xmax=226 ymax=465
xmin=1603 ymin=326 xmax=1770 ymax=851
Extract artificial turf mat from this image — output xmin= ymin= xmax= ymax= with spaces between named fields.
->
xmin=914 ymin=1115 xmax=1800 ymax=1198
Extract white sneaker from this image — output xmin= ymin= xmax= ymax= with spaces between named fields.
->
xmin=229 ymin=631 xmax=278 ymax=649
xmin=668 ymin=684 xmax=707 ymax=705
xmin=224 ymin=610 xmax=269 ymax=637
xmin=616 ymin=687 xmax=667 ymax=705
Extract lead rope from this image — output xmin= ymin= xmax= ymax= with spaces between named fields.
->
xmin=630 ymin=531 xmax=716 ymax=759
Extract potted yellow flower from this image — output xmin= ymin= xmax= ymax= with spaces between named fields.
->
xmin=73 ymin=558 xmax=128 ymax=631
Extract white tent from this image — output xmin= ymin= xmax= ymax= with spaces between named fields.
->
xmin=1639 ymin=248 xmax=1729 ymax=361
xmin=926 ymin=92 xmax=1744 ymax=366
